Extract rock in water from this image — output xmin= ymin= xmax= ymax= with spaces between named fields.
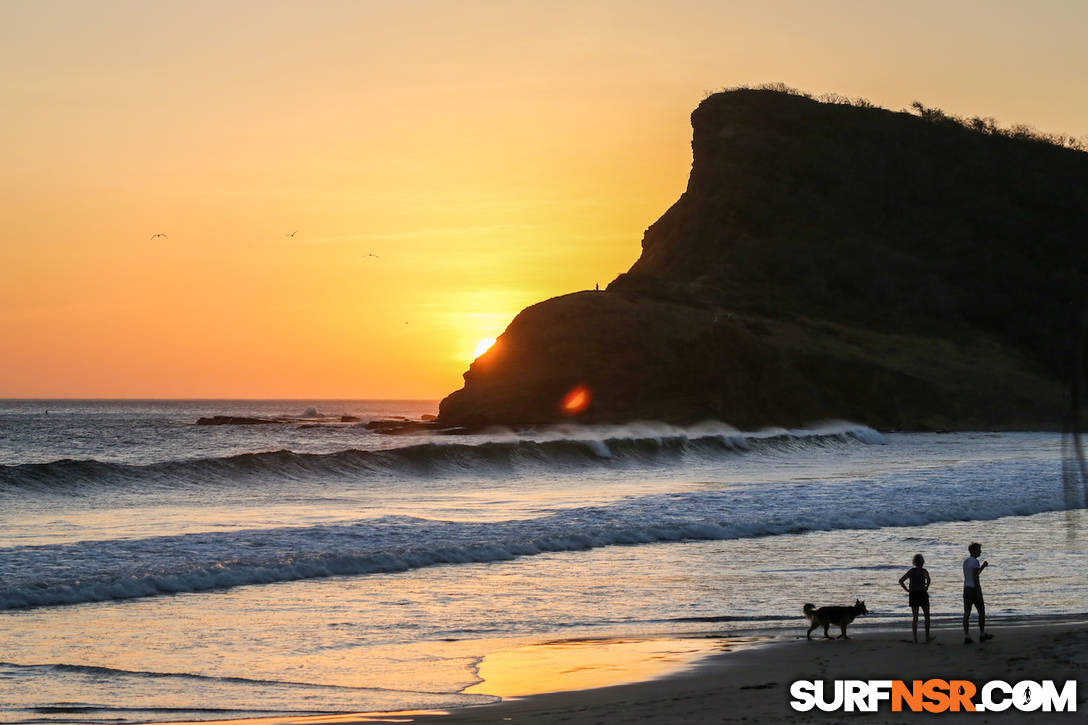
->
xmin=196 ymin=416 xmax=277 ymax=426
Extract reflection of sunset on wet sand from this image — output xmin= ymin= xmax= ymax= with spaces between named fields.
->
xmin=464 ymin=637 xmax=750 ymax=698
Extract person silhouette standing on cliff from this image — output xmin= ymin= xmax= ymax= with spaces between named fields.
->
xmin=898 ymin=553 xmax=933 ymax=643
xmin=963 ymin=542 xmax=993 ymax=644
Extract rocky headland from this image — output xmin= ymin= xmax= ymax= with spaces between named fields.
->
xmin=438 ymin=89 xmax=1087 ymax=431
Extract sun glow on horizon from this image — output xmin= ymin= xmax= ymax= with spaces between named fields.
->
xmin=4 ymin=2 xmax=1086 ymax=398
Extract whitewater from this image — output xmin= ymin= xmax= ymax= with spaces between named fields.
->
xmin=1 ymin=400 xmax=1085 ymax=723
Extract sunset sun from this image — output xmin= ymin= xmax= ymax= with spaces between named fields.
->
xmin=474 ymin=337 xmax=497 ymax=359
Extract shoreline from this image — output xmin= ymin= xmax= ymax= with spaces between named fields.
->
xmin=418 ymin=619 xmax=1088 ymax=723
xmin=161 ymin=616 xmax=1088 ymax=725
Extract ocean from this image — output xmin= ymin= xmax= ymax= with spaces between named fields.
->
xmin=1 ymin=400 xmax=1085 ymax=723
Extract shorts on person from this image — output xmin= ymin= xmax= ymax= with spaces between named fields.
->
xmin=963 ymin=586 xmax=984 ymax=609
xmin=909 ymin=590 xmax=929 ymax=609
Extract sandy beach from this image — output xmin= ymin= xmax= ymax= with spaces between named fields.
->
xmin=448 ymin=621 xmax=1087 ymax=724
xmin=429 ymin=622 xmax=1088 ymax=724
xmin=167 ymin=618 xmax=1088 ymax=725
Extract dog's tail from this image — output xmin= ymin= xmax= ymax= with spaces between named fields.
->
xmin=803 ymin=603 xmax=816 ymax=621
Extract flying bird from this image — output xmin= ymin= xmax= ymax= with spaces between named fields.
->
xmin=149 ymin=233 xmax=167 ymax=240
xmin=285 ymin=230 xmax=298 ymax=237
xmin=367 ymin=253 xmax=380 ymax=258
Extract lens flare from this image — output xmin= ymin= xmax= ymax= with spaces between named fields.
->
xmin=560 ymin=385 xmax=591 ymax=415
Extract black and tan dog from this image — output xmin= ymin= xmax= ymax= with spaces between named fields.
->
xmin=803 ymin=599 xmax=868 ymax=639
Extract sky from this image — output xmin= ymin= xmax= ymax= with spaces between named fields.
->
xmin=3 ymin=0 xmax=1087 ymax=399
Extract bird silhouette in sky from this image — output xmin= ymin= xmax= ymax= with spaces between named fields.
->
xmin=149 ymin=233 xmax=168 ymax=240
xmin=367 ymin=253 xmax=380 ymax=258
xmin=285 ymin=230 xmax=298 ymax=238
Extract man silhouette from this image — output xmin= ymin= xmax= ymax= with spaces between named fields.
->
xmin=962 ymin=542 xmax=993 ymax=644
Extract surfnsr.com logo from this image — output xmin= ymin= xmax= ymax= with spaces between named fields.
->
xmin=789 ymin=679 xmax=1077 ymax=713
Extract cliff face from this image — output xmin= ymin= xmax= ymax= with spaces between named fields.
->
xmin=438 ymin=89 xmax=1087 ymax=430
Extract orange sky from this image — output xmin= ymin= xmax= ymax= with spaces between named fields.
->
xmin=3 ymin=1 xmax=1086 ymax=399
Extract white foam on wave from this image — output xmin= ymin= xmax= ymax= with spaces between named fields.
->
xmin=0 ymin=452 xmax=1068 ymax=612
xmin=461 ymin=419 xmax=873 ymax=445
xmin=425 ymin=420 xmax=881 ymax=461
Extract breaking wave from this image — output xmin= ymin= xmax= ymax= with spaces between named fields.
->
xmin=0 ymin=424 xmax=884 ymax=492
